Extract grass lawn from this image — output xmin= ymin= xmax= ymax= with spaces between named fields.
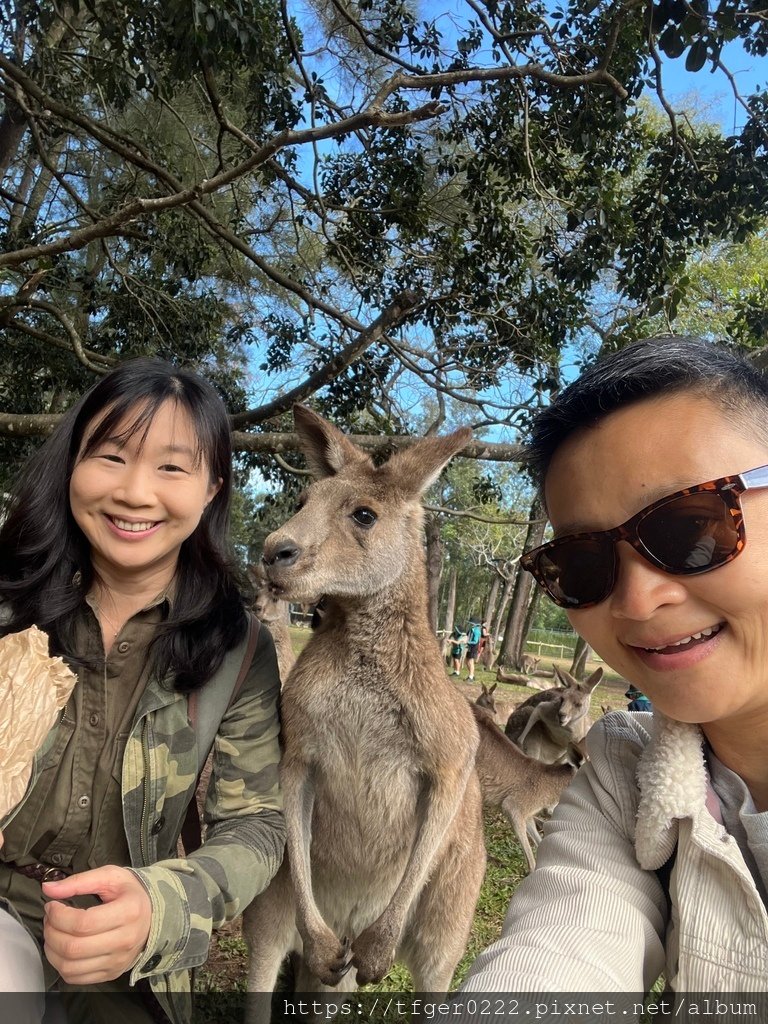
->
xmin=196 ymin=627 xmax=631 ymax=1013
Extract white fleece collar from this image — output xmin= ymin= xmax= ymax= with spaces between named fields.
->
xmin=634 ymin=711 xmax=709 ymax=870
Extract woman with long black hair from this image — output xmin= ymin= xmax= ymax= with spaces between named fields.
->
xmin=0 ymin=359 xmax=284 ymax=1024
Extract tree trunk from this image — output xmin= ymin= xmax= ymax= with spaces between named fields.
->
xmin=18 ymin=136 xmax=67 ymax=238
xmin=570 ymin=635 xmax=591 ymax=679
xmin=441 ymin=566 xmax=458 ymax=660
xmin=425 ymin=514 xmax=443 ymax=635
xmin=8 ymin=149 xmax=37 ymax=236
xmin=0 ymin=110 xmax=28 ymax=182
xmin=483 ymin=573 xmax=500 ymax=629
xmin=0 ymin=11 xmax=79 ymax=178
xmin=491 ymin=576 xmax=512 ymax=642
xmin=499 ymin=495 xmax=546 ymax=668
xmin=520 ymin=584 xmax=542 ymax=665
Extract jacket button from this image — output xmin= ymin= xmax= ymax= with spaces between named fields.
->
xmin=141 ymin=953 xmax=162 ymax=973
xmin=77 ymin=795 xmax=90 ymax=808
xmin=117 ymin=641 xmax=130 ymax=654
xmin=150 ymin=817 xmax=165 ymax=835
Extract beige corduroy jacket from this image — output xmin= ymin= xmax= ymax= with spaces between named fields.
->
xmin=461 ymin=710 xmax=768 ymax=994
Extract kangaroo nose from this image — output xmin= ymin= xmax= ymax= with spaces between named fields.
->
xmin=264 ymin=542 xmax=301 ymax=568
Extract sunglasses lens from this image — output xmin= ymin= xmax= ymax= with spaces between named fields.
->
xmin=538 ymin=537 xmax=615 ymax=608
xmin=637 ymin=491 xmax=739 ymax=571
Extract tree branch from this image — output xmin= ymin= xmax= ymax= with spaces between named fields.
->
xmin=423 ymin=504 xmax=538 ymax=524
xmin=230 ymin=290 xmax=421 ymax=427
xmin=0 ymin=413 xmax=526 ymax=463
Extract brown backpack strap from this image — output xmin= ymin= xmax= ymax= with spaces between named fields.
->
xmin=181 ymin=614 xmax=261 ymax=854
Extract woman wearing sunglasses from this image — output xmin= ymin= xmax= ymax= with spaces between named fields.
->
xmin=461 ymin=336 xmax=768 ymax=996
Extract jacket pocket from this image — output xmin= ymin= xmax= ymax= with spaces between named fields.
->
xmin=110 ymin=730 xmax=132 ymax=786
xmin=2 ymin=714 xmax=76 ymax=849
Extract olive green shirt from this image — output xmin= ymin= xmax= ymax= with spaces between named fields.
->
xmin=0 ymin=601 xmax=285 ymax=1024
xmin=0 ymin=597 xmax=166 ymax=963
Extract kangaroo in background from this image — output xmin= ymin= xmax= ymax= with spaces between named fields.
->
xmin=243 ymin=406 xmax=486 ymax=1016
xmin=520 ymin=653 xmax=541 ymax=674
xmin=474 ymin=681 xmax=516 ymax=727
xmin=495 ymin=663 xmax=554 ymax=687
xmin=475 ymin=681 xmax=498 ymax=714
xmin=246 ymin=561 xmax=296 ymax=683
xmin=504 ymin=666 xmax=602 ymax=765
xmin=470 ymin=703 xmax=575 ymax=871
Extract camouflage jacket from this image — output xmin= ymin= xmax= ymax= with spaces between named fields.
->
xmin=2 ymin=622 xmax=285 ymax=1024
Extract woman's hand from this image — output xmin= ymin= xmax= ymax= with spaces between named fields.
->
xmin=41 ymin=865 xmax=152 ymax=984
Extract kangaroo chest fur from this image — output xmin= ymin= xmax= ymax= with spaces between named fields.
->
xmin=283 ymin=637 xmax=430 ymax=877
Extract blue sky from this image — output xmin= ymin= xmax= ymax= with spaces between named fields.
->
xmin=243 ymin=15 xmax=768 ymax=441
xmin=655 ymin=41 xmax=766 ymax=134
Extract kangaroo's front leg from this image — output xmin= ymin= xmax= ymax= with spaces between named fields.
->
xmin=281 ymin=754 xmax=353 ymax=986
xmin=352 ymin=747 xmax=477 ymax=985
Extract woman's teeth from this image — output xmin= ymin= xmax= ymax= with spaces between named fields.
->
xmin=645 ymin=624 xmax=722 ymax=653
xmin=112 ymin=517 xmax=156 ymax=532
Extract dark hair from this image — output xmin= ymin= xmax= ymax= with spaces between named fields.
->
xmin=0 ymin=358 xmax=247 ymax=692
xmin=526 ymin=336 xmax=768 ymax=491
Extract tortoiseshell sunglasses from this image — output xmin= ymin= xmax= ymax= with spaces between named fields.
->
xmin=521 ymin=464 xmax=768 ymax=609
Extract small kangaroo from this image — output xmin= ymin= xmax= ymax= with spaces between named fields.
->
xmin=243 ymin=406 xmax=486 ymax=1016
xmin=520 ymin=653 xmax=541 ymax=674
xmin=474 ymin=682 xmax=516 ymax=727
xmin=470 ymin=703 xmax=575 ymax=871
xmin=475 ymin=681 xmax=498 ymax=714
xmin=504 ymin=666 xmax=602 ymax=765
xmin=246 ymin=561 xmax=296 ymax=683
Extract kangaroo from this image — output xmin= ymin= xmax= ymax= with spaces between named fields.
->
xmin=504 ymin=666 xmax=602 ymax=765
xmin=246 ymin=561 xmax=296 ymax=683
xmin=473 ymin=682 xmax=516 ymax=728
xmin=475 ymin=681 xmax=498 ymax=714
xmin=243 ymin=406 xmax=486 ymax=1016
xmin=494 ymin=663 xmax=553 ymax=688
xmin=470 ymin=703 xmax=575 ymax=871
xmin=520 ymin=653 xmax=540 ymax=674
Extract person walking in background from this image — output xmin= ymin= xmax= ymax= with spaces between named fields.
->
xmin=625 ymin=685 xmax=653 ymax=712
xmin=450 ymin=623 xmax=466 ymax=676
xmin=465 ymin=619 xmax=482 ymax=681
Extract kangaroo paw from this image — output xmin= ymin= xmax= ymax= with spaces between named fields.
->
xmin=304 ymin=930 xmax=353 ymax=987
xmin=352 ymin=922 xmax=397 ymax=985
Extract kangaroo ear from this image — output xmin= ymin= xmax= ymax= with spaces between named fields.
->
xmin=247 ymin=562 xmax=266 ymax=586
xmin=553 ymin=665 xmax=573 ymax=688
xmin=581 ymin=667 xmax=603 ymax=693
xmin=385 ymin=428 xmax=472 ymax=495
xmin=293 ymin=405 xmax=372 ymax=479
xmin=489 ymin=682 xmax=497 ymax=694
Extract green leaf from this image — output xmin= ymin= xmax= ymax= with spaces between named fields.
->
xmin=659 ymin=25 xmax=687 ymax=58
xmin=685 ymin=39 xmax=708 ymax=72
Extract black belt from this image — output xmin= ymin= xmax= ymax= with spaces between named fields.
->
xmin=5 ymin=860 xmax=71 ymax=882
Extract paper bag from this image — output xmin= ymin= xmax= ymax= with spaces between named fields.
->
xmin=0 ymin=625 xmax=77 ymax=819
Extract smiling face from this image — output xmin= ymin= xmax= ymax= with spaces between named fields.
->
xmin=544 ymin=391 xmax=768 ymax=733
xmin=69 ymin=399 xmax=220 ymax=590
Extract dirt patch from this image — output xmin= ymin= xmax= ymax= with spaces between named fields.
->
xmin=197 ymin=918 xmax=248 ymax=994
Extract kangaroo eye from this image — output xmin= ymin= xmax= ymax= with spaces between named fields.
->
xmin=351 ymin=507 xmax=377 ymax=528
